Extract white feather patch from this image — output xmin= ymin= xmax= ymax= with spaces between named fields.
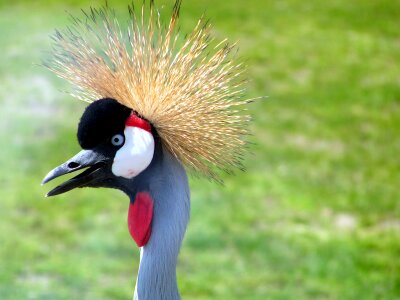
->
xmin=112 ymin=127 xmax=154 ymax=178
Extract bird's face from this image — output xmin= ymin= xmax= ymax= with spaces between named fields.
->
xmin=42 ymin=98 xmax=155 ymax=196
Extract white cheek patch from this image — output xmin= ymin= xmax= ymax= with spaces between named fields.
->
xmin=112 ymin=127 xmax=155 ymax=178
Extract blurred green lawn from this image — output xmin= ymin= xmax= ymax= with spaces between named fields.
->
xmin=0 ymin=0 xmax=399 ymax=299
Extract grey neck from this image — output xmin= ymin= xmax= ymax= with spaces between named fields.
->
xmin=129 ymin=148 xmax=190 ymax=300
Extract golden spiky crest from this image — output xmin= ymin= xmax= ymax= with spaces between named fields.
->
xmin=47 ymin=0 xmax=251 ymax=180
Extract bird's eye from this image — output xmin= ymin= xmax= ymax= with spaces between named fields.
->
xmin=111 ymin=134 xmax=125 ymax=147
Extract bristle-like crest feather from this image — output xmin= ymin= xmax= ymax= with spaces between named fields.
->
xmin=46 ymin=0 xmax=251 ymax=180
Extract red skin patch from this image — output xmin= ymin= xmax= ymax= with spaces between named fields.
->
xmin=128 ymin=192 xmax=154 ymax=247
xmin=125 ymin=114 xmax=151 ymax=133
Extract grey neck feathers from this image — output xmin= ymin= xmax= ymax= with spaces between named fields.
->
xmin=130 ymin=147 xmax=190 ymax=300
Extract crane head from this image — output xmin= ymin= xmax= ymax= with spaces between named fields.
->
xmin=42 ymin=98 xmax=155 ymax=197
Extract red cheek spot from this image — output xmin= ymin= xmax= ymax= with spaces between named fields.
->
xmin=128 ymin=192 xmax=154 ymax=247
xmin=125 ymin=114 xmax=151 ymax=133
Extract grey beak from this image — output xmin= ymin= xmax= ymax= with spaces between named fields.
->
xmin=42 ymin=149 xmax=108 ymax=197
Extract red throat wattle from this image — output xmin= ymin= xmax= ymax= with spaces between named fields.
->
xmin=128 ymin=192 xmax=154 ymax=247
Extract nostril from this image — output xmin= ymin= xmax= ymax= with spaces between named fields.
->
xmin=67 ymin=162 xmax=80 ymax=169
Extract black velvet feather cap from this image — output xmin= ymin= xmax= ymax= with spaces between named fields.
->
xmin=77 ymin=98 xmax=132 ymax=149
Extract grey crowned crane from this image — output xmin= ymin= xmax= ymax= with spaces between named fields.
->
xmin=42 ymin=1 xmax=251 ymax=299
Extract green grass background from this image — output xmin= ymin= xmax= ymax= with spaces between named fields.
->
xmin=0 ymin=0 xmax=399 ymax=299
